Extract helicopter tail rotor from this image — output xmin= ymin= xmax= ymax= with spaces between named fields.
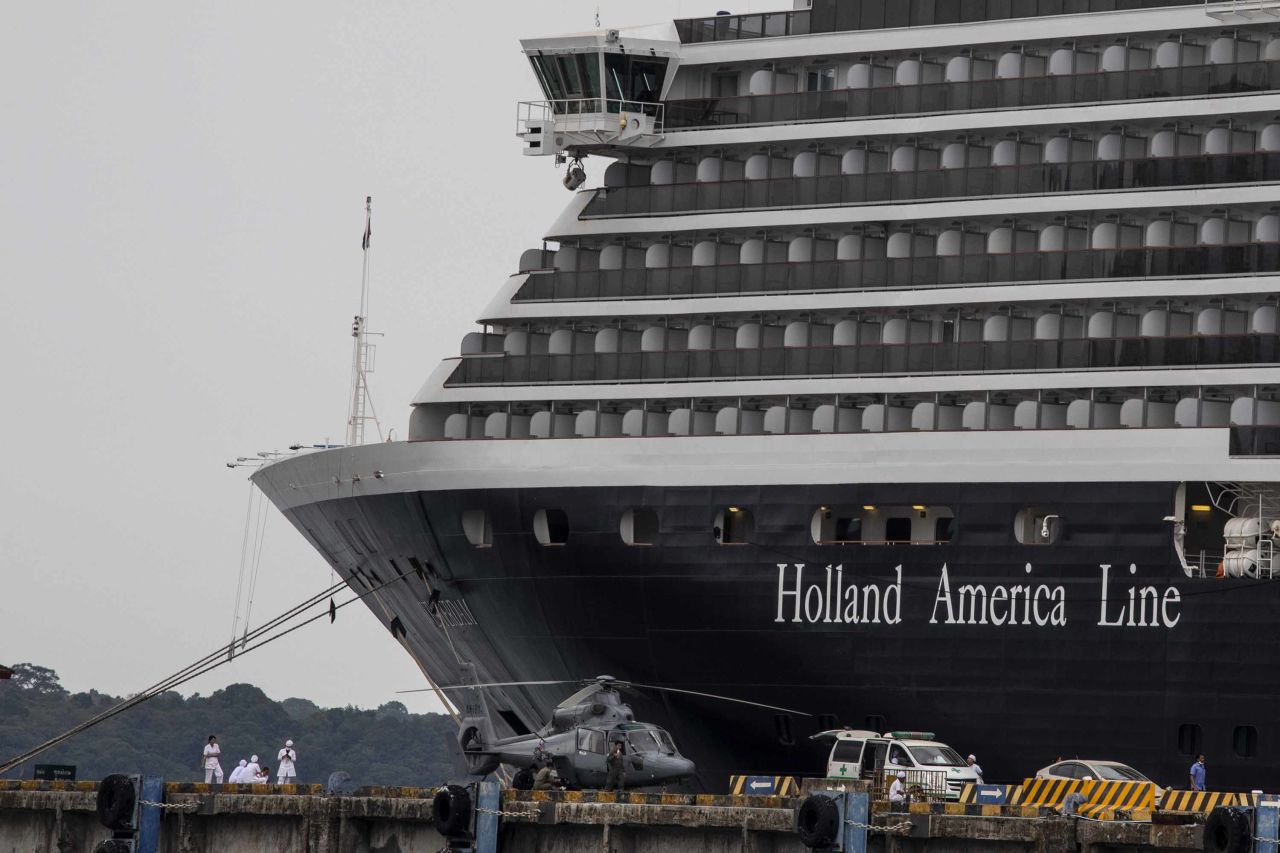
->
xmin=456 ymin=664 xmax=503 ymax=775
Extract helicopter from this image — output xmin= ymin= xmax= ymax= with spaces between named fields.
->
xmin=401 ymin=671 xmax=810 ymax=790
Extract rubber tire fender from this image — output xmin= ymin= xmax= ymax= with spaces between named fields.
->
xmin=796 ymin=793 xmax=841 ymax=849
xmin=433 ymin=784 xmax=473 ymax=838
xmin=1204 ymin=806 xmax=1250 ymax=853
xmin=95 ymin=775 xmax=136 ymax=831
xmin=511 ymin=768 xmax=535 ymax=791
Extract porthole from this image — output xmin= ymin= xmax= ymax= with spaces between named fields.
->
xmin=1177 ymin=723 xmax=1202 ymax=756
xmin=1014 ymin=507 xmax=1061 ymax=544
xmin=533 ymin=508 xmax=570 ymax=546
xmin=713 ymin=507 xmax=754 ymax=544
xmin=1233 ymin=725 xmax=1258 ymax=758
xmin=810 ymin=505 xmax=863 ymax=544
xmin=620 ymin=509 xmax=659 ymax=546
xmin=461 ymin=510 xmax=493 ymax=547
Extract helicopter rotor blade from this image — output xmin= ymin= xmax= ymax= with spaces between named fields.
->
xmin=395 ymin=680 xmax=575 ymax=695
xmin=627 ymin=682 xmax=813 ymax=717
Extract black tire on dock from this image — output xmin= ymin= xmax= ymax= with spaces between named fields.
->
xmin=433 ymin=784 xmax=473 ymax=838
xmin=95 ymin=775 xmax=136 ymax=831
xmin=512 ymin=768 xmax=534 ymax=791
xmin=1204 ymin=806 xmax=1250 ymax=853
xmin=796 ymin=793 xmax=841 ymax=849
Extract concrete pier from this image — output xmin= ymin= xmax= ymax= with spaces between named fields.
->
xmin=0 ymin=780 xmax=1223 ymax=853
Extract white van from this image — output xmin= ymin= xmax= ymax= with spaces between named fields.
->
xmin=812 ymin=729 xmax=982 ymax=800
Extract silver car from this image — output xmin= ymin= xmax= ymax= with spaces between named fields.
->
xmin=1034 ymin=759 xmax=1154 ymax=783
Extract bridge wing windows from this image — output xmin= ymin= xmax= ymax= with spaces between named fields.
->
xmin=530 ymin=53 xmax=602 ymax=103
xmin=605 ymin=53 xmax=668 ymax=105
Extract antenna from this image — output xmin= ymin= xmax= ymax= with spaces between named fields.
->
xmin=346 ymin=196 xmax=383 ymax=446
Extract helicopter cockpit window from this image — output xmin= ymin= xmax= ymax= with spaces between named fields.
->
xmin=627 ymin=730 xmax=662 ymax=753
xmin=577 ymin=729 xmax=606 ymax=754
xmin=653 ymin=730 xmax=677 ymax=755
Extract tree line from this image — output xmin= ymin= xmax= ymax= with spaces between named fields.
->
xmin=0 ymin=663 xmax=467 ymax=787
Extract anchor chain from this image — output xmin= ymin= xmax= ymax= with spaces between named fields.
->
xmin=139 ymin=800 xmax=199 ymax=812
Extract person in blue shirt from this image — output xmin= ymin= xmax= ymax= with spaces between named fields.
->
xmin=1189 ymin=754 xmax=1207 ymax=791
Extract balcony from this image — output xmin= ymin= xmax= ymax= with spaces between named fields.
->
xmin=581 ymin=151 xmax=1280 ymax=218
xmin=663 ymin=59 xmax=1280 ymax=129
xmin=445 ymin=332 xmax=1279 ymax=387
xmin=674 ymin=0 xmax=1206 ymax=43
xmin=513 ymin=241 xmax=1280 ymax=302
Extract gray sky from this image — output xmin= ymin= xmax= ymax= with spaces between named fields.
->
xmin=1 ymin=0 xmax=735 ymax=716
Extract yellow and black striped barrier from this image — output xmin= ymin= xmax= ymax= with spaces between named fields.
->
xmin=1012 ymin=777 xmax=1094 ymax=807
xmin=1160 ymin=789 xmax=1260 ymax=813
xmin=729 ymin=775 xmax=800 ymax=796
xmin=1076 ymin=781 xmax=1158 ymax=820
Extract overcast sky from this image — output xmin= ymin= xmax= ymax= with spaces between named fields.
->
xmin=1 ymin=0 xmax=740 ymax=718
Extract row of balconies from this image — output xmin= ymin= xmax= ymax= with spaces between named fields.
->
xmin=514 ymin=228 xmax=1280 ymax=303
xmin=475 ymin=302 xmax=1279 ymax=353
xmin=674 ymin=0 xmax=1206 ymax=44
xmin=445 ymin=331 xmax=1278 ymax=387
xmin=664 ymin=35 xmax=1280 ymax=128
xmin=409 ymin=389 xmax=1280 ymax=440
xmin=583 ymin=132 xmax=1280 ymax=218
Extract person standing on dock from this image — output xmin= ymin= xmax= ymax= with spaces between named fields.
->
xmin=201 ymin=735 xmax=224 ymax=784
xmin=1189 ymin=755 xmax=1206 ymax=791
xmin=966 ymin=754 xmax=984 ymax=783
xmin=605 ymin=742 xmax=626 ymax=791
xmin=277 ymin=740 xmax=297 ymax=785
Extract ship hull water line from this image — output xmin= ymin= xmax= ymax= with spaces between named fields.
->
xmin=253 ymin=431 xmax=1280 ymax=791
xmin=252 ymin=0 xmax=1280 ymax=793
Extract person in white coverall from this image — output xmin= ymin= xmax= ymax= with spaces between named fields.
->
xmin=888 ymin=771 xmax=907 ymax=810
xmin=277 ymin=740 xmax=297 ymax=785
xmin=201 ymin=735 xmax=224 ymax=784
xmin=228 ymin=760 xmax=248 ymax=783
xmin=243 ymin=754 xmax=261 ymax=782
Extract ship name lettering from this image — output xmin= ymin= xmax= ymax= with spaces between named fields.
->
xmin=775 ymin=563 xmax=902 ymax=625
xmin=1096 ymin=564 xmax=1181 ymax=628
xmin=929 ymin=563 xmax=1066 ymax=627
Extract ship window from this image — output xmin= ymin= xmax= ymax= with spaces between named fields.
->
xmin=818 ymin=713 xmax=839 ymax=731
xmin=714 ymin=507 xmax=754 ymax=544
xmin=1233 ymin=726 xmax=1258 ymax=758
xmin=533 ymin=508 xmax=570 ymax=546
xmin=604 ymin=53 xmax=669 ymax=104
xmin=620 ymin=509 xmax=659 ymax=546
xmin=811 ymin=505 xmax=863 ymax=544
xmin=1177 ymin=723 xmax=1202 ymax=756
xmin=775 ymin=713 xmax=795 ymax=746
xmin=866 ymin=715 xmax=886 ymax=733
xmin=805 ymin=65 xmax=836 ymax=92
xmin=935 ymin=517 xmax=956 ymax=542
xmin=710 ymin=71 xmax=739 ymax=98
xmin=1014 ymin=507 xmax=1061 ymax=544
xmin=530 ymin=55 xmax=566 ymax=101
xmin=461 ymin=510 xmax=493 ymax=548
xmin=884 ymin=517 xmax=912 ymax=542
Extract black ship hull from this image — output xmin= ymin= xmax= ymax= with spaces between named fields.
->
xmin=281 ymin=479 xmax=1273 ymax=792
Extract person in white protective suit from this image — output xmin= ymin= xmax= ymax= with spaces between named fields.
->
xmin=243 ymin=754 xmax=261 ymax=782
xmin=201 ymin=735 xmax=224 ymax=784
xmin=277 ymin=740 xmax=297 ymax=785
xmin=228 ymin=759 xmax=248 ymax=783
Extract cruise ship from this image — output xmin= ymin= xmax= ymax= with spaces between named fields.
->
xmin=253 ymin=0 xmax=1280 ymax=791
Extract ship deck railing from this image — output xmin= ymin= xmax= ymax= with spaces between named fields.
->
xmin=675 ymin=0 xmax=1207 ymax=44
xmin=582 ymin=151 xmax=1280 ymax=219
xmin=514 ymin=240 xmax=1280 ymax=303
xmin=444 ymin=331 xmax=1279 ymax=387
xmin=662 ymin=59 xmax=1280 ymax=130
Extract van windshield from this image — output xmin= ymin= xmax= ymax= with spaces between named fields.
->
xmin=908 ymin=745 xmax=967 ymax=767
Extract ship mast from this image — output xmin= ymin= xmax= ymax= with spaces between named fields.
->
xmin=346 ymin=196 xmax=381 ymax=446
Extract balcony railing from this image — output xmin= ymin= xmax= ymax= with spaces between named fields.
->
xmin=674 ymin=0 xmax=1205 ymax=43
xmin=445 ymin=333 xmax=1279 ymax=387
xmin=582 ymin=151 xmax=1280 ymax=219
xmin=513 ymin=242 xmax=1280 ymax=303
xmin=663 ymin=60 xmax=1280 ymax=129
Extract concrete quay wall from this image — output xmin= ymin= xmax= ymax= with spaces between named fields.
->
xmin=0 ymin=783 xmax=1210 ymax=853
